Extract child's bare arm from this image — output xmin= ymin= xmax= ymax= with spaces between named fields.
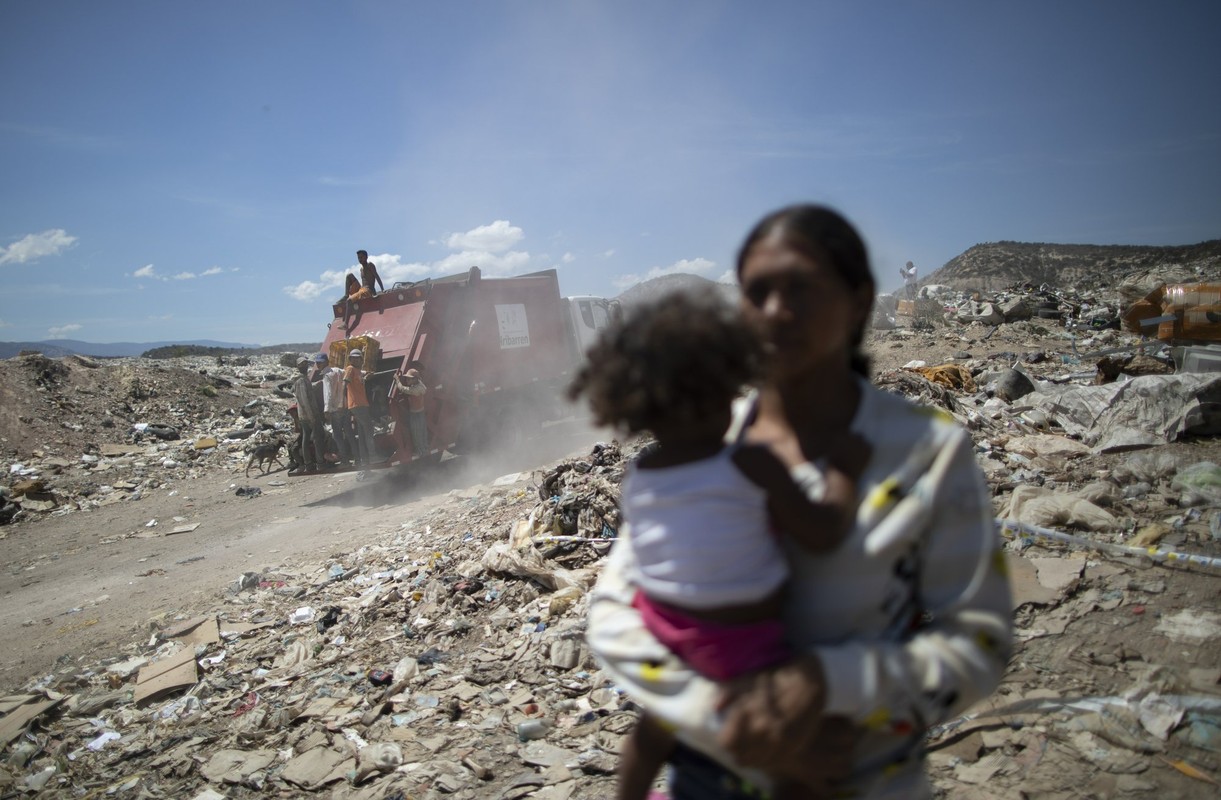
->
xmin=733 ymin=435 xmax=870 ymax=553
xmin=618 ymin=714 xmax=674 ymax=800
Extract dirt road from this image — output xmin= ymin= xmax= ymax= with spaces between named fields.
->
xmin=0 ymin=422 xmax=604 ymax=692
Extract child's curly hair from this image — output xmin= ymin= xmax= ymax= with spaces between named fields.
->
xmin=567 ymin=288 xmax=762 ymax=436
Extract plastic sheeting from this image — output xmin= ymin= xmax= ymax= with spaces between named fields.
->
xmin=1024 ymin=373 xmax=1221 ymax=453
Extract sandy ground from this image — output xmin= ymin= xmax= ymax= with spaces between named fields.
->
xmin=0 ymin=421 xmax=606 ymax=693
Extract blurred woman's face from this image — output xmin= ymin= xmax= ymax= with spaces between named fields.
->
xmin=738 ymin=231 xmax=870 ymax=378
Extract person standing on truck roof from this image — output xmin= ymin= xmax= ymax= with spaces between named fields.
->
xmin=392 ymin=366 xmax=429 ymax=458
xmin=357 ymin=250 xmax=383 ymax=296
xmin=312 ymin=353 xmax=354 ymax=469
xmin=343 ymin=349 xmax=377 ymax=468
xmin=342 ymin=253 xmax=382 ymax=329
xmin=291 ymin=357 xmax=326 ymax=475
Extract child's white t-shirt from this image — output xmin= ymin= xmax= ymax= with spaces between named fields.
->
xmin=622 ymin=449 xmax=788 ymax=611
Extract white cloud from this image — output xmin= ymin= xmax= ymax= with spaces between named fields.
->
xmin=612 ymin=257 xmax=717 ymax=290
xmin=445 ymin=220 xmax=523 ymax=253
xmin=602 ymin=249 xmax=616 ymax=258
xmin=148 ymin=313 xmax=173 ymax=321
xmin=132 ymin=264 xmax=225 ymax=281
xmin=285 ymin=269 xmax=349 ymax=302
xmin=375 ymin=254 xmax=431 ymax=285
xmin=0 ymin=319 xmax=12 ymax=328
xmin=48 ymin=323 xmax=82 ymax=338
xmin=0 ymin=229 xmax=77 ymax=265
xmin=717 ymin=269 xmax=737 ymax=284
xmin=561 ymin=252 xmax=575 ymax=264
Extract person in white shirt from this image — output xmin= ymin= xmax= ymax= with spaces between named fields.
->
xmin=311 ymin=353 xmax=353 ymax=468
xmin=900 ymin=260 xmax=918 ymax=299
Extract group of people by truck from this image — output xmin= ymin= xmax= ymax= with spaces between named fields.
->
xmin=286 ymin=346 xmax=428 ymax=475
xmin=280 ymin=247 xmax=432 ymax=475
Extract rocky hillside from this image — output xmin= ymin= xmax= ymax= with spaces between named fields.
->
xmin=613 ymin=273 xmax=737 ymax=307
xmin=929 ymin=240 xmax=1221 ymax=296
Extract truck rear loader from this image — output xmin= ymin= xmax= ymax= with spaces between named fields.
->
xmin=318 ymin=266 xmax=616 ymax=470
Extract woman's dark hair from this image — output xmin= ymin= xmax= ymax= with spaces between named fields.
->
xmin=567 ymin=289 xmax=761 ymax=436
xmin=735 ymin=204 xmax=876 ymax=377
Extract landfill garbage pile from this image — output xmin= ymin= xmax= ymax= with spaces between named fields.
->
xmin=0 ymin=439 xmax=646 ymax=798
xmin=3 ymin=264 xmax=1221 ymax=798
xmin=0 ymin=352 xmax=306 ymax=530
xmin=861 ymin=294 xmax=1221 ymax=797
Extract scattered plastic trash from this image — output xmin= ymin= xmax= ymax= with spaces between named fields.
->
xmin=86 ymin=730 xmax=121 ymax=751
xmin=288 ymin=606 xmax=316 ymax=625
xmin=1170 ymin=461 xmax=1221 ymax=505
xmin=516 ymin=719 xmax=553 ymax=741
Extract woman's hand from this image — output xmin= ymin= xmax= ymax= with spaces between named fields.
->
xmin=717 ymin=655 xmax=859 ymax=787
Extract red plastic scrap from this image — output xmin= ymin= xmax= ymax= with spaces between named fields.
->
xmin=231 ymin=692 xmax=260 ymax=717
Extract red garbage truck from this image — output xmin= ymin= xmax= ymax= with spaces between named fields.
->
xmin=319 ymin=266 xmax=616 ymax=470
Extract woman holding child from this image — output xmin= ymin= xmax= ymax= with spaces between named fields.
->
xmin=584 ymin=205 xmax=1013 ymax=799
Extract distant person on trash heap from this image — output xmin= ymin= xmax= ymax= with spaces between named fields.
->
xmin=291 ymin=357 xmax=326 ymax=474
xmin=900 ymin=260 xmax=918 ymax=299
xmin=392 ymin=366 xmax=429 ymax=458
xmin=568 ymin=289 xmax=869 ymax=800
xmin=311 ymin=352 xmax=354 ymax=469
xmin=343 ymin=349 xmax=377 ymax=468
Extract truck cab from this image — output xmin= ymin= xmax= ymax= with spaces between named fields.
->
xmin=564 ymin=295 xmax=621 ymax=359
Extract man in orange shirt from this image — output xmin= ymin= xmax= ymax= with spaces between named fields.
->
xmin=343 ymin=349 xmax=378 ymax=467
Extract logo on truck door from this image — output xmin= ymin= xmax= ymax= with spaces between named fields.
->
xmin=495 ymin=304 xmax=531 ymax=349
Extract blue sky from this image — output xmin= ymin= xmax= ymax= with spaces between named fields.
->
xmin=1 ymin=1 xmax=1218 ymax=345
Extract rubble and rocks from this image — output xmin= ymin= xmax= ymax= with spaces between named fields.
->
xmin=3 ymin=262 xmax=1221 ymax=797
xmin=0 ymin=353 xmax=300 ymax=527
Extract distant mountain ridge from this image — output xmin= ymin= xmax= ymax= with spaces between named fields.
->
xmin=929 ymin=239 xmax=1221 ymax=294
xmin=0 ymin=339 xmax=294 ymax=360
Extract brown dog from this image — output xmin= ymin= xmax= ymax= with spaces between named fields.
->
xmin=245 ymin=438 xmax=287 ymax=477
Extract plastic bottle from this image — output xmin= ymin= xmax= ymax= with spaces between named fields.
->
xmin=516 ymin=719 xmax=552 ymax=741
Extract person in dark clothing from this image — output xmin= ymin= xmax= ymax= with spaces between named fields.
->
xmin=357 ymin=250 xmax=384 ymax=296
